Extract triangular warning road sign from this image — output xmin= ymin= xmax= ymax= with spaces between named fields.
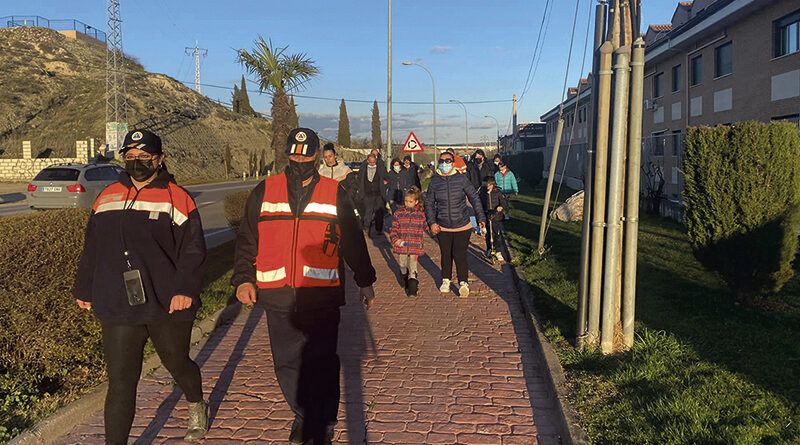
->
xmin=402 ymin=131 xmax=425 ymax=153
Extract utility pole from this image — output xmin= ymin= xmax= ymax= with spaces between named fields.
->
xmin=512 ymin=94 xmax=518 ymax=153
xmin=485 ymin=115 xmax=500 ymax=152
xmin=105 ymin=0 xmax=128 ymax=156
xmin=185 ymin=41 xmax=208 ymax=94
xmin=386 ymin=0 xmax=393 ymax=168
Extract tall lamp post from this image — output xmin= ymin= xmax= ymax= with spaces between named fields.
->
xmin=484 ymin=115 xmax=500 ymax=152
xmin=402 ymin=61 xmax=437 ymax=156
xmin=449 ymin=99 xmax=468 ymax=154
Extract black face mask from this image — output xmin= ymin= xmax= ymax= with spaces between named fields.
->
xmin=125 ymin=159 xmax=158 ymax=182
xmin=286 ymin=159 xmax=317 ymax=182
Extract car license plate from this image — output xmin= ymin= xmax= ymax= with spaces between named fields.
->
xmin=42 ymin=187 xmax=62 ymax=192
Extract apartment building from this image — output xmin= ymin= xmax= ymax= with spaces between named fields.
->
xmin=539 ymin=0 xmax=800 ymax=218
xmin=540 ymin=80 xmax=592 ymax=191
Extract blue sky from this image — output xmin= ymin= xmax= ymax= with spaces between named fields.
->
xmin=13 ymin=0 xmax=678 ymax=144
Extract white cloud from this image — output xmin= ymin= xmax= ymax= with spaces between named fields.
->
xmin=430 ymin=45 xmax=452 ymax=55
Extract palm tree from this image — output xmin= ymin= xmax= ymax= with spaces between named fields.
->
xmin=237 ymin=36 xmax=319 ymax=173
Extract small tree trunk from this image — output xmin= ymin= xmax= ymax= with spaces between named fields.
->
xmin=272 ymin=88 xmax=293 ymax=173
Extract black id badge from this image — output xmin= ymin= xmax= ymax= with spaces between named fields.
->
xmin=123 ymin=269 xmax=146 ymax=306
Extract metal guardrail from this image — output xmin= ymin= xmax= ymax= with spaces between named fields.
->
xmin=0 ymin=15 xmax=106 ymax=42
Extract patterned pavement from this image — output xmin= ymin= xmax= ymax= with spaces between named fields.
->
xmin=56 ymin=230 xmax=561 ymax=444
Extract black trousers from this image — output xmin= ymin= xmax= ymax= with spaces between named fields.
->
xmin=265 ymin=307 xmax=341 ymax=442
xmin=101 ymin=321 xmax=203 ymax=445
xmin=437 ymin=229 xmax=471 ymax=283
xmin=362 ymin=195 xmax=385 ymax=232
xmin=485 ymin=220 xmax=507 ymax=254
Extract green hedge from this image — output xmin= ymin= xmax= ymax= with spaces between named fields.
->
xmin=683 ymin=121 xmax=800 ymax=302
xmin=504 ymin=150 xmax=543 ymax=187
xmin=0 ymin=209 xmax=103 ymax=441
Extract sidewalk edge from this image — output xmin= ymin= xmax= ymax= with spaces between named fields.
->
xmin=508 ymin=264 xmax=590 ymax=445
xmin=8 ymin=302 xmax=242 ymax=445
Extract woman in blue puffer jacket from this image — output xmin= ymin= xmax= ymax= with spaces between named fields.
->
xmin=425 ymin=151 xmax=486 ymax=298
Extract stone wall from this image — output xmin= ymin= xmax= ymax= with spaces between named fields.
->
xmin=0 ymin=141 xmax=89 ymax=181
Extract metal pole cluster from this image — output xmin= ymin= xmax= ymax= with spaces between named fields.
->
xmin=574 ymin=0 xmax=644 ymax=354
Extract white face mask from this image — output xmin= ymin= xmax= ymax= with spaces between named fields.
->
xmin=393 ymin=165 xmax=401 ymax=173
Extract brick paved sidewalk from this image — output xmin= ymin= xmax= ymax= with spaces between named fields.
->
xmin=56 ymin=231 xmax=561 ymax=444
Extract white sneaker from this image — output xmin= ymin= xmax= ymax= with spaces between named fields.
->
xmin=459 ymin=281 xmax=470 ymax=298
xmin=495 ymin=251 xmax=505 ymax=263
xmin=439 ymin=279 xmax=451 ymax=293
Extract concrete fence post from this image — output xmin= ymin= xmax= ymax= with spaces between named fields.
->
xmin=22 ymin=141 xmax=32 ymax=160
xmin=76 ymin=141 xmax=89 ymax=162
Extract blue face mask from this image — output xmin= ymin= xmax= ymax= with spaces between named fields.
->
xmin=439 ymin=162 xmax=454 ymax=174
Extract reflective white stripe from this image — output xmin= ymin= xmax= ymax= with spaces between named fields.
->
xmin=257 ymin=267 xmax=287 ymax=283
xmin=261 ymin=201 xmax=292 ymax=213
xmin=303 ymin=266 xmax=339 ymax=280
xmin=95 ymin=200 xmax=189 ymax=226
xmin=304 ymin=202 xmax=337 ymax=216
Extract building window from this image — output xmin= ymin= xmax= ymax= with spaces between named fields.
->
xmin=654 ymin=72 xmax=664 ymax=97
xmin=652 ymin=134 xmax=666 ymax=156
xmin=671 ymin=65 xmax=682 ymax=92
xmin=774 ymin=10 xmax=800 ymax=58
xmin=715 ymin=42 xmax=733 ymax=77
xmin=691 ymin=55 xmax=702 ymax=86
xmin=671 ymin=131 xmax=682 ymax=156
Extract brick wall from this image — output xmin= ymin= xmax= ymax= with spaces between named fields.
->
xmin=0 ymin=141 xmax=89 ymax=181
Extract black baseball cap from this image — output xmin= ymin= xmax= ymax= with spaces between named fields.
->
xmin=122 ymin=129 xmax=163 ymax=154
xmin=286 ymin=128 xmax=320 ymax=157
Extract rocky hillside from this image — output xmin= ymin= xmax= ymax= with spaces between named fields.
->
xmin=0 ymin=27 xmax=272 ymax=182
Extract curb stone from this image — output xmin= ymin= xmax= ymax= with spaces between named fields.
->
xmin=507 ymin=261 xmax=590 ymax=445
xmin=8 ymin=302 xmax=243 ymax=445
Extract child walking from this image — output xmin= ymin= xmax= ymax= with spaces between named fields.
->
xmin=480 ymin=178 xmax=510 ymax=263
xmin=389 ymin=187 xmax=427 ymax=298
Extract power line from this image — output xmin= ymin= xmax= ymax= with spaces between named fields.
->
xmin=185 ymin=42 xmax=208 ymax=93
xmin=518 ymin=0 xmax=554 ymax=104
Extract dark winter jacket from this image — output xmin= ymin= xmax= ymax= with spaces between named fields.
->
xmin=386 ymin=167 xmax=416 ymax=204
xmin=424 ymin=170 xmax=486 ymax=230
xmin=356 ymin=161 xmax=387 ymax=203
xmin=405 ymin=162 xmax=422 ymax=189
xmin=468 ymin=158 xmax=494 ymax=190
xmin=73 ymin=169 xmax=207 ymax=324
xmin=232 ymin=170 xmax=377 ymax=312
xmin=480 ymin=186 xmax=510 ymax=222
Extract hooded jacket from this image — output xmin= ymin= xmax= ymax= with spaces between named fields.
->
xmin=424 ymin=167 xmax=486 ymax=230
xmin=232 ymin=169 xmax=376 ymax=312
xmin=318 ymin=159 xmax=352 ymax=182
xmin=73 ymin=169 xmax=206 ymax=324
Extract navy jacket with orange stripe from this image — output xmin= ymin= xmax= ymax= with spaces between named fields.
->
xmin=73 ymin=169 xmax=207 ymax=324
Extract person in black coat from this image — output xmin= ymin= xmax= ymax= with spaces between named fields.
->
xmin=480 ymin=177 xmax=510 ymax=263
xmin=73 ymin=129 xmax=209 ymax=443
xmin=425 ymin=151 xmax=486 ymax=298
xmin=386 ymin=157 xmax=416 ymax=210
xmin=403 ymin=155 xmax=422 ymax=189
xmin=357 ymin=152 xmax=388 ymax=236
xmin=467 ymin=149 xmax=494 ymax=190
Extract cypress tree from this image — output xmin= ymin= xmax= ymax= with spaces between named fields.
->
xmin=289 ymin=95 xmax=300 ymax=128
xmin=338 ymin=99 xmax=351 ymax=148
xmin=371 ymin=100 xmax=382 ymax=150
xmin=231 ymin=85 xmax=241 ymax=114
xmin=239 ymin=75 xmax=255 ymax=116
xmin=224 ymin=144 xmax=232 ymax=176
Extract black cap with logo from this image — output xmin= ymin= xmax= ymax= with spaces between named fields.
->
xmin=122 ymin=129 xmax=163 ymax=154
xmin=285 ymin=128 xmax=320 ymax=158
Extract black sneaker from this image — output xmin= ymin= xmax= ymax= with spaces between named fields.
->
xmin=406 ymin=278 xmax=419 ymax=298
xmin=288 ymin=417 xmax=304 ymax=445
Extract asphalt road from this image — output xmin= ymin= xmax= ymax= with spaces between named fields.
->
xmin=0 ymin=179 xmax=260 ymax=248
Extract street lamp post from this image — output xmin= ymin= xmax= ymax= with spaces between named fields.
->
xmin=402 ymin=61 xmax=437 ymax=157
xmin=484 ymin=115 xmax=500 ymax=152
xmin=450 ymin=99 xmax=468 ymax=154
xmin=386 ymin=0 xmax=392 ymax=168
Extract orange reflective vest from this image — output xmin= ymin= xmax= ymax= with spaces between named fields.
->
xmin=256 ymin=174 xmax=341 ymax=289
